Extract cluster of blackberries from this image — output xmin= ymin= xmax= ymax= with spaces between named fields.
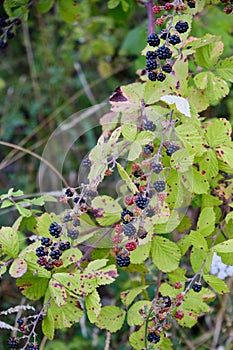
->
xmin=175 ymin=20 xmax=189 ymax=34
xmin=116 ymin=254 xmax=130 ymax=267
xmin=144 ymin=144 xmax=154 ymax=155
xmin=7 ymin=337 xmax=19 ymax=349
xmin=152 ymin=162 xmax=163 ymax=174
xmin=27 ymin=343 xmax=39 ymax=350
xmin=0 ymin=17 xmax=21 ymax=49
xmin=143 ymin=119 xmax=156 ymax=132
xmin=65 ymin=187 xmax=74 ymax=197
xmin=192 ymin=282 xmax=202 ymax=292
xmin=49 ymin=222 xmax=62 ymax=238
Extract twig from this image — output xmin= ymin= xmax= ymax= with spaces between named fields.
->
xmin=39 ymin=336 xmax=47 ymax=350
xmin=146 ymin=0 xmax=155 ymax=35
xmin=104 ymin=330 xmax=111 ymax=350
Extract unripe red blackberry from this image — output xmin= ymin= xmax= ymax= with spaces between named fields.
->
xmin=125 ymin=241 xmax=137 ymax=251
xmin=152 ymin=5 xmax=162 ymax=14
xmin=174 ymin=310 xmax=184 ymax=320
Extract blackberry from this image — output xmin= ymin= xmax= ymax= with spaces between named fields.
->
xmin=50 ymin=249 xmax=62 ymax=260
xmin=121 ymin=208 xmax=134 ymax=223
xmin=63 ymin=213 xmax=72 ymax=222
xmin=13 ymin=18 xmax=21 ymax=25
xmin=17 ymin=318 xmax=24 ymax=326
xmin=59 ymin=241 xmax=71 ymax=251
xmin=7 ymin=337 xmax=19 ymax=349
xmin=36 ymin=246 xmax=48 ymax=257
xmin=135 ymin=195 xmax=149 ymax=209
xmin=73 ymin=196 xmax=85 ymax=204
xmin=156 ymin=45 xmax=172 ymax=59
xmin=169 ymin=34 xmax=181 ymax=45
xmin=188 ymin=0 xmax=196 ymax=7
xmin=68 ymin=229 xmax=79 ymax=240
xmin=144 ymin=144 xmax=154 ymax=155
xmin=159 ymin=29 xmax=170 ymax=40
xmin=7 ymin=30 xmax=15 ymax=39
xmin=152 ymin=162 xmax=163 ymax=174
xmin=122 ymin=223 xmax=137 ymax=237
xmin=146 ymin=59 xmax=157 ymax=71
xmin=82 ymin=157 xmax=91 ymax=167
xmin=133 ymin=169 xmax=143 ymax=178
xmin=147 ymin=33 xmax=160 ymax=47
xmin=147 ymin=332 xmax=160 ymax=344
xmin=153 ymin=180 xmax=166 ymax=192
xmin=157 ymin=72 xmax=166 ymax=82
xmin=0 ymin=40 xmax=7 ymax=49
xmin=37 ymin=256 xmax=47 ymax=266
xmin=49 ymin=222 xmax=62 ymax=238
xmin=146 ymin=51 xmax=157 ymax=60
xmin=148 ymin=72 xmax=157 ymax=81
xmin=65 ymin=187 xmax=73 ymax=197
xmin=0 ymin=18 xmax=8 ymax=27
xmin=41 ymin=237 xmax=52 ymax=247
xmin=166 ymin=144 xmax=180 ymax=156
xmin=116 ymin=255 xmax=130 ymax=267
xmin=163 ymin=295 xmax=172 ymax=307
xmin=146 ymin=207 xmax=155 ymax=217
xmin=137 ymin=227 xmax=148 ymax=239
xmin=73 ymin=218 xmax=80 ymax=226
xmin=175 ymin=21 xmax=189 ymax=34
xmin=162 ymin=63 xmax=172 ymax=73
xmin=27 ymin=343 xmax=39 ymax=350
xmin=143 ymin=120 xmax=156 ymax=132
xmin=192 ymin=282 xmax=202 ymax=292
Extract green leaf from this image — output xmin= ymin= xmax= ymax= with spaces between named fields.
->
xmin=187 ymin=87 xmax=210 ymax=113
xmin=136 ymin=131 xmax=155 ymax=145
xmin=129 ymin=325 xmax=146 ymax=350
xmin=198 ymin=149 xmax=219 ymax=180
xmin=0 ymin=227 xmax=19 ymax=258
xmin=173 ymin=58 xmax=188 ymax=96
xmin=36 ymin=212 xmax=60 ymax=237
xmin=159 ymin=283 xmax=179 ymax=298
xmin=127 ymin=300 xmax=151 ymax=326
xmin=42 ymin=309 xmax=54 ymax=340
xmin=53 ymin=272 xmax=97 ymax=296
xmin=151 ymin=236 xmax=181 ymax=273
xmin=197 ymin=207 xmax=216 ymax=236
xmin=215 ymin=145 xmax=233 ymax=168
xmin=16 ymin=273 xmax=49 ymax=300
xmin=15 ymin=204 xmax=31 ymax=217
xmin=1 ymin=199 xmax=14 ymax=208
xmin=176 ymin=123 xmax=205 ymax=156
xmin=120 ymin=285 xmax=149 ymax=307
xmin=121 ymin=123 xmax=137 ymax=141
xmin=205 ymin=118 xmax=232 ymax=147
xmin=130 ymin=243 xmax=151 ymax=264
xmin=58 ymin=0 xmax=80 ymax=23
xmin=216 ymin=56 xmax=233 ymax=83
xmin=116 ymin=162 xmax=138 ymax=193
xmin=127 ymin=141 xmax=142 ymax=161
xmin=194 ymin=72 xmax=229 ymax=103
xmin=213 ymin=239 xmax=233 ymax=254
xmin=190 ymin=247 xmax=213 ymax=273
xmin=86 ymin=290 xmax=101 ymax=323
xmin=91 ymin=196 xmax=122 ymax=226
xmin=84 ymin=259 xmax=108 ymax=273
xmin=95 ymin=306 xmax=126 ymax=332
xmin=49 ymin=278 xmax=67 ymax=307
xmin=182 ymin=167 xmax=209 ymax=194
xmin=195 ymin=41 xmax=224 ymax=69
xmin=189 ymin=230 xmax=208 ymax=251
xmin=171 ymin=149 xmax=194 ymax=172
xmin=37 ymin=0 xmax=54 ymax=13
xmin=61 ymin=248 xmax=82 ymax=268
xmin=30 ymin=195 xmax=57 ymax=206
xmin=160 ymin=95 xmax=191 ymax=118
xmin=8 ymin=188 xmax=24 ymax=197
xmin=203 ymin=274 xmax=229 ymax=294
xmin=108 ymin=0 xmax=120 ymax=9
xmin=9 ymin=258 xmax=27 ymax=278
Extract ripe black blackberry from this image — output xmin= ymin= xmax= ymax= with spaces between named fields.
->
xmin=137 ymin=227 xmax=148 ymax=239
xmin=169 ymin=34 xmax=181 ymax=45
xmin=49 ymin=222 xmax=62 ymax=238
xmin=133 ymin=169 xmax=143 ymax=178
xmin=68 ymin=229 xmax=79 ymax=240
xmin=73 ymin=196 xmax=85 ymax=204
xmin=135 ymin=195 xmax=149 ymax=209
xmin=157 ymin=72 xmax=166 ymax=82
xmin=73 ymin=218 xmax=80 ymax=226
xmin=143 ymin=120 xmax=156 ymax=132
xmin=162 ymin=63 xmax=172 ymax=73
xmin=153 ymin=180 xmax=166 ymax=192
xmin=188 ymin=0 xmax=196 ymax=8
xmin=116 ymin=254 xmax=130 ymax=267
xmin=147 ymin=332 xmax=160 ymax=344
xmin=192 ymin=282 xmax=202 ymax=292
xmin=36 ymin=246 xmax=48 ymax=257
xmin=122 ymin=223 xmax=137 ymax=236
xmin=146 ymin=51 xmax=157 ymax=59
xmin=41 ymin=237 xmax=52 ymax=247
xmin=17 ymin=318 xmax=24 ymax=326
xmin=146 ymin=59 xmax=157 ymax=71
xmin=65 ymin=188 xmax=74 ymax=197
xmin=7 ymin=30 xmax=15 ymax=39
xmin=144 ymin=144 xmax=154 ymax=155
xmin=166 ymin=144 xmax=180 ymax=156
xmin=147 ymin=33 xmax=160 ymax=47
xmin=82 ymin=157 xmax=91 ymax=167
xmin=121 ymin=208 xmax=134 ymax=223
xmin=7 ymin=337 xmax=19 ymax=349
xmin=156 ymin=45 xmax=172 ymax=59
xmin=152 ymin=162 xmax=163 ymax=174
xmin=0 ymin=40 xmax=7 ymax=48
xmin=148 ymin=72 xmax=157 ymax=81
xmin=163 ymin=295 xmax=172 ymax=307
xmin=27 ymin=343 xmax=39 ymax=350
xmin=59 ymin=241 xmax=71 ymax=251
xmin=159 ymin=29 xmax=170 ymax=40
xmin=63 ymin=213 xmax=72 ymax=222
xmin=146 ymin=207 xmax=155 ymax=217
xmin=50 ymin=249 xmax=62 ymax=260
xmin=175 ymin=21 xmax=189 ymax=33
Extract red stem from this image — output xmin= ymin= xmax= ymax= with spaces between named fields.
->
xmin=147 ymin=0 xmax=155 ymax=35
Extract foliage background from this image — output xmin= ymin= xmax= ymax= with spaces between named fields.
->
xmin=0 ymin=0 xmax=232 ymax=349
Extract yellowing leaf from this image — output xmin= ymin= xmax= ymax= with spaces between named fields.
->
xmin=160 ymin=95 xmax=191 ymax=118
